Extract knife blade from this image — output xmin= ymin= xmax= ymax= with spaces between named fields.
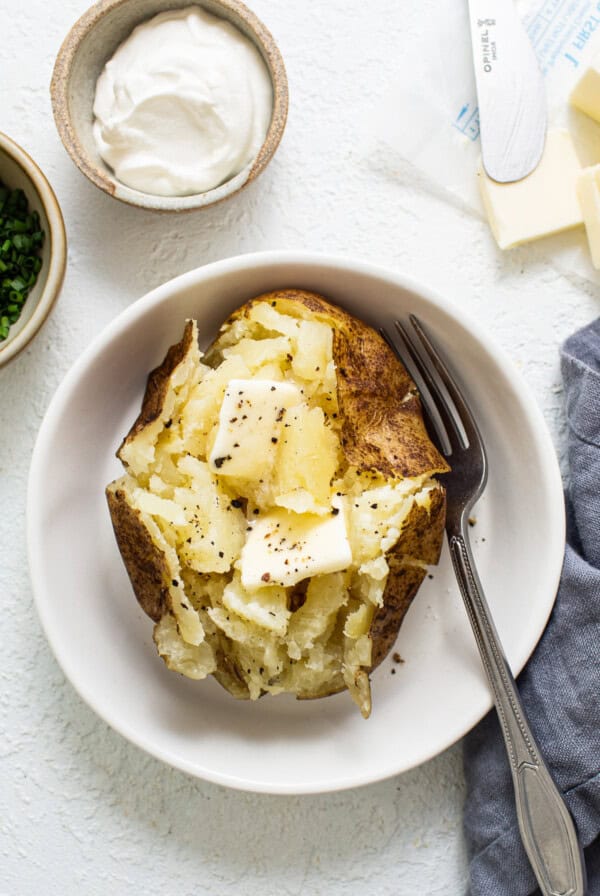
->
xmin=468 ymin=0 xmax=546 ymax=183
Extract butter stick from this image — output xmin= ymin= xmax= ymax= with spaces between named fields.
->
xmin=577 ymin=165 xmax=600 ymax=269
xmin=571 ymin=53 xmax=600 ymax=123
xmin=478 ymin=129 xmax=584 ymax=250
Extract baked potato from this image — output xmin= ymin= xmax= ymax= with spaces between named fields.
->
xmin=106 ymin=289 xmax=449 ymax=717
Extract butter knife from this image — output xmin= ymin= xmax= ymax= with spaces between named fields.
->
xmin=468 ymin=0 xmax=547 ymax=182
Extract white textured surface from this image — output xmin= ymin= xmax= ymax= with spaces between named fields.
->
xmin=1 ymin=0 xmax=598 ymax=893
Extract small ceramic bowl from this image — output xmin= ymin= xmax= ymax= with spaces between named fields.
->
xmin=0 ymin=133 xmax=67 ymax=369
xmin=50 ymin=0 xmax=289 ymax=212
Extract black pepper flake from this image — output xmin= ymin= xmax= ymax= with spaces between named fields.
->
xmin=371 ymin=503 xmax=378 ymax=510
xmin=218 ymin=551 xmax=224 ymax=558
xmin=186 ymin=537 xmax=192 ymax=544
xmin=253 ymin=508 xmax=260 ymax=515
xmin=271 ymin=301 xmax=276 ymax=306
xmin=233 ymin=442 xmax=240 ymax=448
xmin=171 ymin=579 xmax=179 ymax=587
xmin=331 ymin=507 xmax=339 ymax=516
xmin=390 ymin=668 xmax=396 ymax=675
xmin=231 ymin=499 xmax=243 ymax=508
xmin=270 ymin=385 xmax=276 ymax=391
xmin=242 ymin=414 xmax=248 ymax=420
xmin=276 ymin=407 xmax=285 ymax=422
xmin=271 ymin=437 xmax=278 ymax=444
xmin=164 ymin=419 xmax=173 ymax=429
xmin=261 ymin=572 xmax=271 ymax=582
xmin=229 ymin=417 xmax=238 ymax=423
xmin=214 ymin=455 xmax=231 ymax=469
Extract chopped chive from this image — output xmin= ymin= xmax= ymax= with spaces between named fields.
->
xmin=0 ymin=181 xmax=44 ymax=341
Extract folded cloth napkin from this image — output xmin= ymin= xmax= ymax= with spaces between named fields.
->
xmin=463 ymin=317 xmax=600 ymax=896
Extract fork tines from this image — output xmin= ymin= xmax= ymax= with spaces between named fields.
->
xmin=380 ymin=316 xmax=483 ymax=463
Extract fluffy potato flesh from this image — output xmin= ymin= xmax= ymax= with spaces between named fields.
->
xmin=106 ymin=291 xmax=448 ymax=717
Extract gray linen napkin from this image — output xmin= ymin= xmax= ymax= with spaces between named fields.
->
xmin=463 ymin=317 xmax=600 ymax=896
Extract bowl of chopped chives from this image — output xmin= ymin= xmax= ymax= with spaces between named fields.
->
xmin=0 ymin=132 xmax=66 ymax=368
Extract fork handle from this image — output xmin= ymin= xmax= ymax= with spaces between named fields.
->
xmin=449 ymin=523 xmax=586 ymax=896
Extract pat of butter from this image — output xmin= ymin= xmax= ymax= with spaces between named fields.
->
xmin=240 ymin=499 xmax=352 ymax=589
xmin=571 ymin=54 xmax=600 ymax=123
xmin=209 ymin=379 xmax=301 ymax=478
xmin=478 ymin=129 xmax=583 ymax=250
xmin=577 ymin=165 xmax=600 ymax=269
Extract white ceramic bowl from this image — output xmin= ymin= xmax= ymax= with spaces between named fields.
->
xmin=27 ymin=252 xmax=565 ymax=794
xmin=0 ymin=132 xmax=67 ymax=368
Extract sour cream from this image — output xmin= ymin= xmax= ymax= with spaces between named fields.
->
xmin=92 ymin=7 xmax=273 ymax=196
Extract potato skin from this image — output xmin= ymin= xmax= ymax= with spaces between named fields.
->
xmin=106 ymin=483 xmax=171 ymax=623
xmin=107 ymin=289 xmax=448 ymax=708
xmin=213 ymin=648 xmax=251 ymax=700
xmin=370 ymin=486 xmax=447 ymax=669
xmin=119 ymin=319 xmax=195 ymax=460
xmin=106 ymin=320 xmax=197 ymax=626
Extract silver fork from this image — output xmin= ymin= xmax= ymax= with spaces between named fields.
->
xmin=383 ymin=315 xmax=586 ymax=896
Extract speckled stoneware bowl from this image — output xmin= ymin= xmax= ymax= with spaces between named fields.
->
xmin=50 ymin=0 xmax=288 ymax=212
xmin=0 ymin=133 xmax=67 ymax=369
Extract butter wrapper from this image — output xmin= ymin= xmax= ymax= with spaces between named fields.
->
xmin=367 ymin=0 xmax=600 ymax=283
